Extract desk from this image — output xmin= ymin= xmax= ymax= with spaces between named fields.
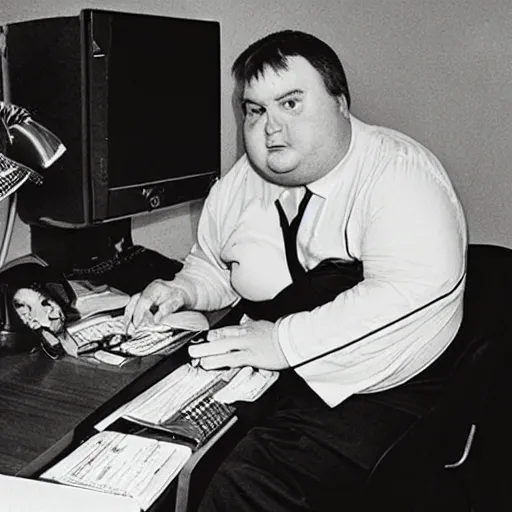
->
xmin=0 ymin=308 xmax=233 ymax=478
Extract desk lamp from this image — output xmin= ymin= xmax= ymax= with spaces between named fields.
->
xmin=0 ymin=101 xmax=66 ymax=352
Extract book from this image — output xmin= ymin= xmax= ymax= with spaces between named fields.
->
xmin=40 ymin=431 xmax=192 ymax=511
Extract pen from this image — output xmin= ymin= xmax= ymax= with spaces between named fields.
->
xmin=77 ymin=341 xmax=101 ymax=356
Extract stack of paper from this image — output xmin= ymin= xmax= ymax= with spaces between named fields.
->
xmin=69 ymin=280 xmax=130 ymax=321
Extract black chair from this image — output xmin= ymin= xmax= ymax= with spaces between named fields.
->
xmin=364 ymin=244 xmax=512 ymax=510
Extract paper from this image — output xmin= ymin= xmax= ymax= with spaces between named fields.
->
xmin=212 ymin=366 xmax=279 ymax=403
xmin=69 ymin=280 xmax=130 ymax=321
xmin=95 ymin=364 xmax=236 ymax=432
xmin=65 ymin=310 xmax=209 ymax=361
xmin=126 ymin=310 xmax=209 ymax=335
xmin=41 ymin=431 xmax=192 ymax=511
xmin=0 ymin=474 xmax=140 ymax=512
xmin=125 ymin=365 xmax=236 ymax=424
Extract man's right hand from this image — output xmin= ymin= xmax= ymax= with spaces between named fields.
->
xmin=123 ymin=279 xmax=190 ymax=329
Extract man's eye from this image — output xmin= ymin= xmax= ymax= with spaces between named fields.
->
xmin=245 ymin=104 xmax=264 ymax=117
xmin=282 ymin=98 xmax=300 ymax=110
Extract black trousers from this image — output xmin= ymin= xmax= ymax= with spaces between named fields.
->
xmin=198 ymin=259 xmax=466 ymax=512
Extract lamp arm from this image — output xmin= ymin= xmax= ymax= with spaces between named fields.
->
xmin=0 ymin=101 xmax=66 ymax=267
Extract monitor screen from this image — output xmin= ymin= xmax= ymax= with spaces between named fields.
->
xmin=106 ymin=13 xmax=219 ymax=189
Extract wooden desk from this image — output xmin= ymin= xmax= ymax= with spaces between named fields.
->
xmin=0 ymin=309 xmax=233 ymax=478
xmin=0 ymin=343 xmax=183 ymax=476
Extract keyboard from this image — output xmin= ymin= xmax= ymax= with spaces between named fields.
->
xmin=68 ymin=245 xmax=148 ymax=279
xmin=66 ymin=245 xmax=184 ymax=295
xmin=174 ymin=379 xmax=236 ymax=446
xmin=124 ymin=364 xmax=238 ymax=447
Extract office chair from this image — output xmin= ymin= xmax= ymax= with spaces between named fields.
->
xmin=364 ymin=244 xmax=512 ymax=511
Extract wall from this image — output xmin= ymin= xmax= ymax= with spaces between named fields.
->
xmin=1 ymin=0 xmax=511 ymax=263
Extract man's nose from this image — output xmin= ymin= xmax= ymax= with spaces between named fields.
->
xmin=264 ymin=111 xmax=282 ymax=135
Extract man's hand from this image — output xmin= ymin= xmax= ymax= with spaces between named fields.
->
xmin=188 ymin=320 xmax=290 ymax=371
xmin=123 ymin=279 xmax=190 ymax=329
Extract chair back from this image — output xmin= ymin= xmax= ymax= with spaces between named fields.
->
xmin=365 ymin=244 xmax=512 ymax=510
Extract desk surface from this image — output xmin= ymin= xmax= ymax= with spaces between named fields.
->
xmin=0 ymin=309 xmax=231 ymax=477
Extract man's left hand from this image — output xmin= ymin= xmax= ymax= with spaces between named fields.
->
xmin=188 ymin=320 xmax=290 ymax=371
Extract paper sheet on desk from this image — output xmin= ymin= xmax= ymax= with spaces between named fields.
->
xmin=0 ymin=474 xmax=140 ymax=512
xmin=212 ymin=366 xmax=279 ymax=403
xmin=126 ymin=310 xmax=209 ymax=335
xmin=66 ymin=310 xmax=209 ymax=363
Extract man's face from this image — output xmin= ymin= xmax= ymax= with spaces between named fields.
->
xmin=241 ymin=56 xmax=351 ymax=187
xmin=12 ymin=288 xmax=65 ymax=333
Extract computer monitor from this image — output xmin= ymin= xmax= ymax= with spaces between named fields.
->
xmin=3 ymin=9 xmax=220 ymax=228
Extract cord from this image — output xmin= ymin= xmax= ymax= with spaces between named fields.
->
xmin=0 ymin=192 xmax=18 ymax=267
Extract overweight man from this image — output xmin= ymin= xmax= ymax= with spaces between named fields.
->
xmin=126 ymin=30 xmax=467 ymax=511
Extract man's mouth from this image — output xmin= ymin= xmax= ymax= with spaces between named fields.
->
xmin=267 ymin=144 xmax=287 ymax=152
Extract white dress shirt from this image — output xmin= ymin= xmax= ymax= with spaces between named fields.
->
xmin=171 ymin=115 xmax=468 ymax=407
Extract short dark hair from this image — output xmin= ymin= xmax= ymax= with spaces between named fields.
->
xmin=231 ymin=30 xmax=351 ymax=108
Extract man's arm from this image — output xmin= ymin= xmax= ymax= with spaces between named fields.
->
xmin=276 ymin=150 xmax=467 ymax=404
xmin=170 ymin=178 xmax=240 ymax=311
xmin=128 ymin=163 xmax=244 ymax=326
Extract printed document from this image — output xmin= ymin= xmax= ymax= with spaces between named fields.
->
xmin=40 ymin=431 xmax=192 ymax=511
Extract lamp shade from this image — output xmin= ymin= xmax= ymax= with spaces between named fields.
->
xmin=0 ymin=102 xmax=66 ymax=202
xmin=8 ymin=117 xmax=66 ymax=170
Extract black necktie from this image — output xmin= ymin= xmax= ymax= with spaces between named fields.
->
xmin=275 ymin=187 xmax=313 ymax=282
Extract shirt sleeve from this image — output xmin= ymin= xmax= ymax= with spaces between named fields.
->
xmin=276 ymin=148 xmax=467 ymax=404
xmin=170 ymin=174 xmax=240 ymax=311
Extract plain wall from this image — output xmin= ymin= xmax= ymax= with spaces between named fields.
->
xmin=1 ymin=0 xmax=511 ymax=263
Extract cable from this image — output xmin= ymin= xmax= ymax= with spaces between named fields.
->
xmin=0 ymin=191 xmax=18 ymax=267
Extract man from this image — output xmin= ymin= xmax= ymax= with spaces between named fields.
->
xmin=126 ymin=30 xmax=467 ymax=510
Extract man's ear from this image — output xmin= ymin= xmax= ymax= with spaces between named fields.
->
xmin=337 ymin=94 xmax=350 ymax=119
